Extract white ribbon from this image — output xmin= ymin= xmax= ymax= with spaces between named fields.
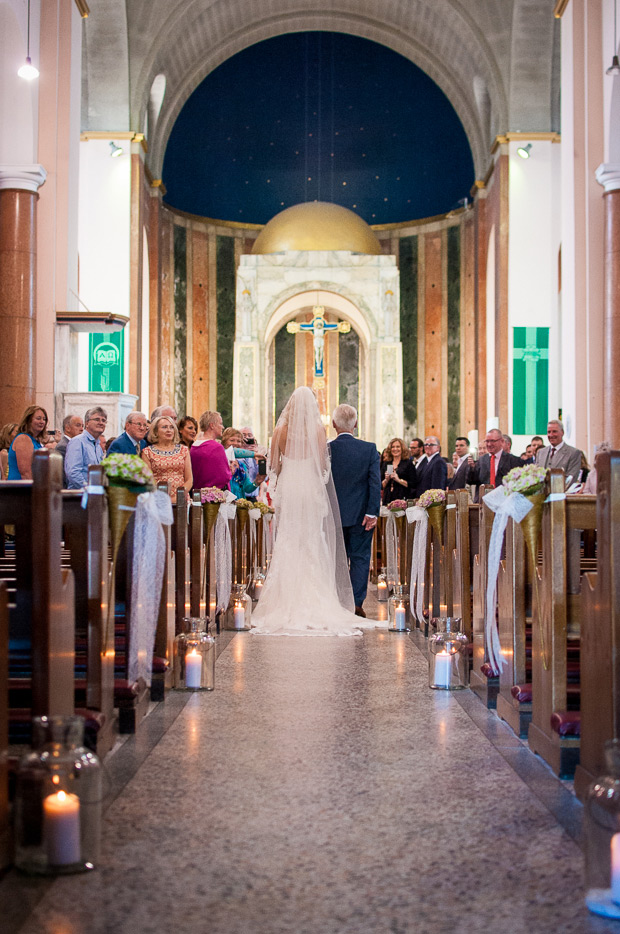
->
xmin=407 ymin=506 xmax=428 ymax=624
xmin=482 ymin=486 xmax=536 ymax=675
xmin=385 ymin=513 xmax=399 ymax=585
xmin=80 ymin=484 xmax=106 ymax=509
xmin=128 ymin=490 xmax=173 ymax=686
xmin=215 ymin=502 xmax=236 ymax=613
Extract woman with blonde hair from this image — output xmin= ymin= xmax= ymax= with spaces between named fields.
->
xmin=141 ymin=415 xmax=192 ymax=501
xmin=0 ymin=423 xmax=18 ymax=480
xmin=381 ymin=436 xmax=416 ymax=505
xmin=8 ymin=406 xmax=48 ymax=480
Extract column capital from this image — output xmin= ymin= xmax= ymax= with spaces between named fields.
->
xmin=0 ymin=164 xmax=47 ymax=192
xmin=596 ymin=163 xmax=620 ymax=193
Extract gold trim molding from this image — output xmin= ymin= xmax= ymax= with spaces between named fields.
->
xmin=491 ymin=131 xmax=561 ymax=154
xmin=74 ymin=0 xmax=89 ymax=16
xmin=553 ymin=0 xmax=570 ymax=18
xmin=80 ymin=131 xmax=146 ymax=150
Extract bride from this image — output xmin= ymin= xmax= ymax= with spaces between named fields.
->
xmin=251 ymin=386 xmax=371 ymax=636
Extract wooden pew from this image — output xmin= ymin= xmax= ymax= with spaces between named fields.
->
xmin=574 ymin=451 xmax=620 ymax=799
xmin=0 ymin=452 xmax=75 ymax=740
xmin=451 ymin=490 xmax=477 ymax=643
xmin=188 ymin=493 xmax=204 ymax=618
xmin=527 ymin=470 xmax=597 ymax=777
xmin=0 ymin=582 xmax=8 ymax=870
xmin=496 ymin=516 xmax=530 ymax=736
xmin=469 ymin=489 xmax=497 ymax=707
xmin=61 ymin=466 xmax=116 ymax=757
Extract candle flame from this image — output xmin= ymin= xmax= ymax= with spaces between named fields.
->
xmin=57 ymin=790 xmax=67 ymax=801
xmin=187 ymin=648 xmax=200 ymax=658
xmin=52 ymin=774 xmax=60 ymax=784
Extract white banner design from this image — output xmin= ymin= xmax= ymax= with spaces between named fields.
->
xmin=129 ymin=490 xmax=173 ymax=686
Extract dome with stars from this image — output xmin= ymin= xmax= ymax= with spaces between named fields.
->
xmin=252 ymin=202 xmax=382 ymax=255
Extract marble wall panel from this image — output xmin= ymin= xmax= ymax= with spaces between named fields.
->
xmin=147 ymin=195 xmax=161 ymax=413
xmin=192 ymin=229 xmax=209 ymax=418
xmin=399 ymin=235 xmax=418 ymax=437
xmin=274 ymin=326 xmax=295 ymax=423
xmin=216 ymin=235 xmax=236 ymax=427
xmin=461 ymin=215 xmax=476 ymax=434
xmin=423 ymin=232 xmax=443 ymax=441
xmin=338 ymin=328 xmax=359 ymax=415
xmin=173 ymin=225 xmax=187 ymax=416
xmin=447 ymin=225 xmax=461 ymax=453
xmin=159 ymin=216 xmax=172 ymax=406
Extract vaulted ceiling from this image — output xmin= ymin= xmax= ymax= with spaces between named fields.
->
xmin=81 ymin=0 xmax=560 ymax=180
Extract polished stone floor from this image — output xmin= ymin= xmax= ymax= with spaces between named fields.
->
xmin=1 ymin=597 xmax=616 ymax=934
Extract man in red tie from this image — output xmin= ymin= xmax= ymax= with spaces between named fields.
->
xmin=466 ymin=428 xmax=521 ymax=495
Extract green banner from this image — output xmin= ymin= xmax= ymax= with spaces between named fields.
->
xmin=89 ymin=332 xmax=124 ymax=392
xmin=513 ymin=327 xmax=549 ymax=435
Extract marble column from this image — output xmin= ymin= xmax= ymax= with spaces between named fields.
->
xmin=596 ymin=164 xmax=620 ymax=446
xmin=0 ymin=165 xmax=46 ymax=427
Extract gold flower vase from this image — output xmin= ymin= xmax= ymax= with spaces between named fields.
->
xmin=518 ymin=488 xmax=547 ymax=669
xmin=427 ymin=503 xmax=446 ymax=544
xmin=203 ymin=502 xmax=221 ymax=543
xmin=105 ymin=484 xmax=139 ymax=649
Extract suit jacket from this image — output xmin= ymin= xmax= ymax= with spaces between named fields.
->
xmin=535 ymin=442 xmax=582 ymax=482
xmin=107 ymin=432 xmax=147 ymax=456
xmin=415 ymin=453 xmax=448 ymax=496
xmin=55 ymin=434 xmax=71 ymax=460
xmin=467 ymin=451 xmax=521 ymax=488
xmin=448 ymin=457 xmax=469 ymax=490
xmin=328 ymin=433 xmax=381 ymax=527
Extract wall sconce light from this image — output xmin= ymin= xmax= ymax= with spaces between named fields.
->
xmin=109 ymin=142 xmax=124 ymax=158
xmin=607 ymin=0 xmax=620 ymax=75
xmin=17 ymin=0 xmax=39 ymax=80
xmin=517 ymin=143 xmax=533 ymax=160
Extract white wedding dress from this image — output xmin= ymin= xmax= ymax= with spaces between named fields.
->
xmin=250 ymin=387 xmax=371 ymax=637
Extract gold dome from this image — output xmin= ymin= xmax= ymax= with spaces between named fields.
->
xmin=252 ymin=202 xmax=382 ymax=255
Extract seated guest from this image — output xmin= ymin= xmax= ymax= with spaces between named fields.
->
xmin=8 ymin=406 xmax=49 ymax=480
xmin=381 ymin=437 xmax=417 ymax=504
xmin=0 ymin=422 xmax=18 ymax=480
xmin=581 ymin=441 xmax=611 ymax=494
xmin=142 ymin=415 xmax=192 ymax=502
xmin=190 ymin=411 xmax=232 ymax=491
xmin=55 ymin=414 xmax=84 ymax=462
xmin=415 ymin=436 xmax=448 ymax=496
xmin=178 ymin=415 xmax=198 ymax=448
xmin=448 ymin=436 xmax=470 ymax=490
xmin=534 ymin=420 xmax=582 ymax=482
xmin=466 ymin=428 xmax=521 ymax=492
xmin=107 ymin=412 xmax=149 ymax=455
xmin=64 ymin=407 xmax=108 ymax=488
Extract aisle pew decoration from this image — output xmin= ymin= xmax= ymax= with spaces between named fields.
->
xmin=173 ymin=617 xmax=215 ymax=691
xmin=383 ymin=499 xmax=408 ymax=585
xmin=428 ymin=617 xmax=469 ymax=691
xmin=408 ymin=489 xmax=449 ymax=626
xmin=101 ymin=453 xmax=173 ymax=686
xmin=482 ymin=463 xmax=548 ymax=675
xmin=200 ymin=486 xmax=227 ymax=541
xmin=214 ymin=493 xmax=238 ymax=617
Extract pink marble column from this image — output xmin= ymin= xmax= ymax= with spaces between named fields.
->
xmin=596 ymin=164 xmax=620 ymax=446
xmin=0 ymin=166 xmax=46 ymax=427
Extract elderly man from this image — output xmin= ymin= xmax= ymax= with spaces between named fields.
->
xmin=150 ymin=404 xmax=178 ymax=422
xmin=55 ymin=414 xmax=84 ymax=462
xmin=64 ymin=406 xmax=108 ymax=489
xmin=535 ymin=419 xmax=582 ymax=481
xmin=501 ymin=434 xmax=512 ymax=452
xmin=467 ymin=428 xmax=521 ymax=492
xmin=190 ymin=410 xmax=231 ymax=490
xmin=107 ymin=412 xmax=149 ymax=455
xmin=415 ymin=435 xmax=448 ymax=496
xmin=448 ymin=436 xmax=470 ymax=490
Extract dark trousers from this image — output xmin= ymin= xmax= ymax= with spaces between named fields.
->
xmin=342 ymin=524 xmax=374 ymax=607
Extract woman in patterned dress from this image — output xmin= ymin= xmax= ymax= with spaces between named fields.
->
xmin=142 ymin=415 xmax=192 ymax=501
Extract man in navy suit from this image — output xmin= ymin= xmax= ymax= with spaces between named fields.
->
xmin=329 ymin=404 xmax=381 ymax=618
xmin=107 ymin=412 xmax=149 ymax=456
xmin=448 ymin=436 xmax=470 ymax=490
xmin=415 ymin=436 xmax=448 ymax=496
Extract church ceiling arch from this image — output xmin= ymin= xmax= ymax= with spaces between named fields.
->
xmin=264 ymin=290 xmax=372 ymax=352
xmin=115 ymin=0 xmax=512 ymax=179
xmin=508 ymin=0 xmax=560 ymax=132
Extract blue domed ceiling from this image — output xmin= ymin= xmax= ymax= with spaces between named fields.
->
xmin=162 ymin=32 xmax=475 ymax=226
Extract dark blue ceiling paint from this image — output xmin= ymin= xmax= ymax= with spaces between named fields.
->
xmin=162 ymin=32 xmax=474 ymax=225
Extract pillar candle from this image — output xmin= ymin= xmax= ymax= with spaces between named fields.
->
xmin=185 ymin=648 xmax=202 ymax=688
xmin=611 ymin=833 xmax=620 ymax=903
xmin=433 ymin=650 xmax=452 ymax=688
xmin=394 ymin=606 xmax=406 ymax=630
xmin=234 ymin=604 xmax=246 ymax=629
xmin=43 ymin=791 xmax=81 ymax=866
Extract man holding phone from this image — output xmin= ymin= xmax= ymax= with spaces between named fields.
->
xmin=240 ymin=427 xmax=267 ymax=499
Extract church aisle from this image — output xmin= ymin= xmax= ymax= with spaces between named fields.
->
xmin=7 ymin=631 xmax=616 ymax=934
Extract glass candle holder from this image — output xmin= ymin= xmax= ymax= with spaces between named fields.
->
xmin=388 ymin=585 xmax=409 ymax=632
xmin=226 ymin=584 xmax=252 ymax=630
xmin=14 ymin=715 xmax=102 ymax=875
xmin=173 ymin=617 xmax=215 ymax=690
xmin=376 ymin=573 xmax=389 ymax=603
xmin=585 ymin=740 xmax=620 ymax=918
xmin=428 ymin=618 xmax=469 ymax=690
xmin=247 ymin=567 xmax=266 ymax=602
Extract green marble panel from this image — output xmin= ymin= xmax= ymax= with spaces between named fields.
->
xmin=173 ymin=225 xmax=187 ymax=416
xmin=216 ymin=235 xmax=236 ymax=427
xmin=446 ymin=226 xmax=461 ymax=455
xmin=339 ymin=328 xmax=359 ymax=419
xmin=399 ymin=236 xmax=418 ymax=432
xmin=274 ymin=326 xmax=296 ymax=423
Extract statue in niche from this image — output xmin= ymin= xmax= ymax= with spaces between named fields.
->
xmin=383 ymin=288 xmax=397 ymax=339
xmin=239 ymin=287 xmax=254 ymax=340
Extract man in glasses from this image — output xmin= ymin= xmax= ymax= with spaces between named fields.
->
xmin=466 ymin=427 xmax=521 ymax=496
xmin=107 ymin=412 xmax=149 ymax=456
xmin=415 ymin=436 xmax=448 ymax=496
xmin=64 ymin=406 xmax=108 ymax=489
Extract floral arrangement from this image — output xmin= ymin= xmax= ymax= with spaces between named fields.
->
xmin=503 ymin=464 xmax=548 ymax=496
xmin=235 ymin=498 xmax=254 ymax=510
xmin=254 ymin=501 xmax=272 ymax=515
xmin=417 ymin=488 xmax=447 ymax=509
xmin=388 ymin=499 xmax=408 ymax=512
xmin=200 ymin=486 xmax=228 ymax=504
xmin=101 ymin=453 xmax=154 ymax=492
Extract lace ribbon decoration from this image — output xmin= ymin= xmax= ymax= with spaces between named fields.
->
xmin=383 ymin=511 xmax=399 ymax=585
xmin=128 ymin=490 xmax=173 ymax=686
xmin=248 ymin=508 xmax=261 ymax=568
xmin=215 ymin=502 xmax=236 ymax=613
xmin=406 ymin=505 xmax=428 ymax=624
xmin=482 ymin=486 xmax=537 ymax=675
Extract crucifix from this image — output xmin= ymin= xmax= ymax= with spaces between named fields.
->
xmin=286 ymin=306 xmax=351 ymax=380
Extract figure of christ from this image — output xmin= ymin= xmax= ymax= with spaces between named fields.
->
xmin=286 ymin=307 xmax=351 ymax=380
